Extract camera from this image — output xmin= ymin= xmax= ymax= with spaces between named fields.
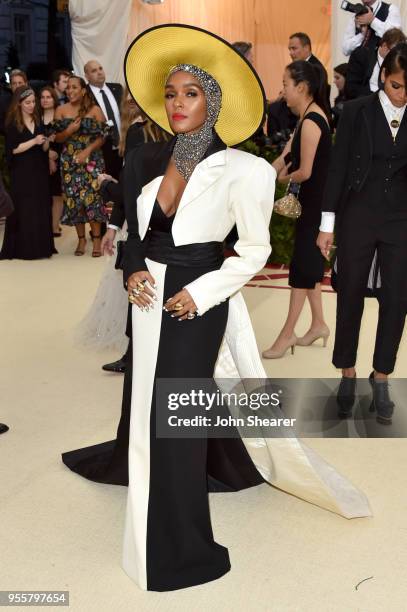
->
xmin=340 ymin=1 xmax=369 ymax=16
xmin=268 ymin=128 xmax=292 ymax=153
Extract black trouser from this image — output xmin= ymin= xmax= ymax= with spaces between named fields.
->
xmin=333 ymin=203 xmax=407 ymax=374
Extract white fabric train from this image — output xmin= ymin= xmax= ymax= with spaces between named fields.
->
xmin=215 ymin=291 xmax=372 ymax=519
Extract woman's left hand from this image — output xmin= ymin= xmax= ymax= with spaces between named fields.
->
xmin=164 ymin=289 xmax=198 ymax=321
xmin=277 ymin=163 xmax=291 ymax=183
xmin=49 ymin=159 xmax=57 ymax=175
xmin=73 ymin=150 xmax=89 ymax=165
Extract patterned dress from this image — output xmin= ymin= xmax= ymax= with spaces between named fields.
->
xmin=53 ymin=117 xmax=108 ymax=225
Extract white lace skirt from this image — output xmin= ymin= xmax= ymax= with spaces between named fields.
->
xmin=74 ymin=227 xmax=128 ymax=353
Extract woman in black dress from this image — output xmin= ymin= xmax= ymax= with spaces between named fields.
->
xmin=62 ymin=26 xmax=370 ymax=592
xmin=332 ymin=63 xmax=348 ymax=129
xmin=0 ymin=86 xmax=55 ymax=260
xmin=40 ymin=85 xmax=63 ymax=237
xmin=263 ymin=61 xmax=331 ymax=359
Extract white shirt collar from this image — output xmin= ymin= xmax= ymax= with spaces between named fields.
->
xmin=379 ymin=90 xmax=407 ymax=114
xmin=371 ymin=0 xmax=380 ymax=14
xmin=89 ymin=82 xmax=106 ymax=93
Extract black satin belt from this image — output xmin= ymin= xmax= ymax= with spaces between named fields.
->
xmin=145 ymin=230 xmax=224 ymax=268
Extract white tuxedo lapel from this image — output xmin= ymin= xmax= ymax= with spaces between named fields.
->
xmin=137 ymin=175 xmax=163 ymax=240
xmin=137 ymin=149 xmax=226 ymax=239
xmin=176 ymin=149 xmax=226 ymax=214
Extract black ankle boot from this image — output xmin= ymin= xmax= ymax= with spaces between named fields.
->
xmin=337 ymin=375 xmax=357 ymax=418
xmin=369 ymin=372 xmax=394 ymax=425
xmin=0 ymin=423 xmax=9 ymax=434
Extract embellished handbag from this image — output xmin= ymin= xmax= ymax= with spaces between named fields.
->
xmin=273 ymin=179 xmax=302 ymax=219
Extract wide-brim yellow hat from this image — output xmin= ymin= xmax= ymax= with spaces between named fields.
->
xmin=124 ymin=24 xmax=266 ymax=146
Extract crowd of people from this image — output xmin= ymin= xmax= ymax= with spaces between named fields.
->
xmin=0 ymin=0 xmax=405 ymax=393
xmin=0 ymin=63 xmax=123 ymax=259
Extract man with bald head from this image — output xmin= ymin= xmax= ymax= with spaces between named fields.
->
xmin=84 ymin=60 xmax=122 ymax=179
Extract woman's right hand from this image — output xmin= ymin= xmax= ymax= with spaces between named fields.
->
xmin=68 ymin=117 xmax=81 ymax=134
xmin=97 ymin=173 xmax=117 ymax=187
xmin=281 ymin=134 xmax=293 ymax=158
xmin=101 ymin=228 xmax=116 ymax=256
xmin=317 ymin=231 xmax=334 ymax=261
xmin=34 ymin=134 xmax=47 ymax=146
xmin=127 ymin=271 xmax=157 ymax=310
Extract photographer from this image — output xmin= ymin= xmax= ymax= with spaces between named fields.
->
xmin=345 ymin=27 xmax=406 ymax=99
xmin=342 ymin=1 xmax=401 ymax=56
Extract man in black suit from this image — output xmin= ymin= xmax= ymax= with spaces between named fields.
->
xmin=267 ymin=32 xmax=330 ymax=147
xmin=288 ymin=32 xmax=328 ymax=78
xmin=52 ymin=69 xmax=70 ymax=106
xmin=84 ymin=60 xmax=123 ymax=179
xmin=346 ymin=27 xmax=406 ymax=99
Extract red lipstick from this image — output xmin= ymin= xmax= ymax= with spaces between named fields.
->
xmin=172 ymin=113 xmax=187 ymax=121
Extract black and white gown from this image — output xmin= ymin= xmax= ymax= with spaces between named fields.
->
xmin=62 ymin=136 xmax=371 ymax=592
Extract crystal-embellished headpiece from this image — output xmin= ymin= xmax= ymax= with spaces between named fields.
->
xmin=168 ymin=64 xmax=222 ymax=181
xmin=18 ymin=88 xmax=35 ymax=101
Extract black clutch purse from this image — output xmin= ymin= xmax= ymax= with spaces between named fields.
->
xmin=115 ymin=240 xmax=126 ymax=270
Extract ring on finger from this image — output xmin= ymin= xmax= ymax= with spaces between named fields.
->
xmin=187 ymin=312 xmax=196 ymax=320
xmin=173 ymin=302 xmax=183 ymax=311
xmin=136 ymin=281 xmax=146 ymax=291
xmin=131 ymin=287 xmax=140 ymax=296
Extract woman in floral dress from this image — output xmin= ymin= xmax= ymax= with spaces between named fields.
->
xmin=54 ymin=75 xmax=108 ymax=257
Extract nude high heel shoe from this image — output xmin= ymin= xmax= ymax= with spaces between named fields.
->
xmin=262 ymin=334 xmax=297 ymax=359
xmin=296 ymin=327 xmax=330 ymax=347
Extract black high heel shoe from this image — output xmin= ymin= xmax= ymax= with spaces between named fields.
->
xmin=337 ymin=375 xmax=357 ymax=418
xmin=369 ymin=372 xmax=394 ymax=425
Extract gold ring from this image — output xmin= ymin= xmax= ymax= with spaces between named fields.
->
xmin=132 ymin=287 xmax=140 ymax=296
xmin=136 ymin=281 xmax=145 ymax=291
xmin=174 ymin=302 xmax=183 ymax=311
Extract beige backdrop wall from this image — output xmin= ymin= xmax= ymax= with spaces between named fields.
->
xmin=127 ymin=0 xmax=331 ymax=100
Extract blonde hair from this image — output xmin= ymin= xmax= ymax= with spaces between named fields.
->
xmin=118 ymin=86 xmax=169 ymax=156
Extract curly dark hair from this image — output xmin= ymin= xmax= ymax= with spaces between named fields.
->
xmin=68 ymin=75 xmax=94 ymax=117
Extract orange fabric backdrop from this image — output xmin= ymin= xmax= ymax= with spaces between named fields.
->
xmin=127 ymin=0 xmax=331 ymax=100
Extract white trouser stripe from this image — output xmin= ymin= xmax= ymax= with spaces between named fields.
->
xmin=122 ymin=259 xmax=166 ymax=590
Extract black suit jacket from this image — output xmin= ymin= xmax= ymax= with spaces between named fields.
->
xmin=308 ymin=53 xmax=324 ymax=71
xmin=345 ymin=46 xmax=378 ymax=100
xmin=322 ymin=93 xmax=407 ymax=218
xmin=308 ymin=54 xmax=331 ymax=108
xmin=86 ymin=82 xmax=123 ymax=113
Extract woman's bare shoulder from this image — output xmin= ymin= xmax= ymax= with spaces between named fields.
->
xmin=89 ymin=105 xmax=105 ymax=122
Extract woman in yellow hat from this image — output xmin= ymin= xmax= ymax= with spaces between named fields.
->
xmin=62 ymin=24 xmax=370 ymax=592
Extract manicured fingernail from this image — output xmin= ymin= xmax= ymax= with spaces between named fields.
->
xmin=153 ymin=296 xmax=157 ymax=301
xmin=171 ymin=314 xmax=175 ymax=318
xmin=163 ymin=306 xmax=167 ymax=311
